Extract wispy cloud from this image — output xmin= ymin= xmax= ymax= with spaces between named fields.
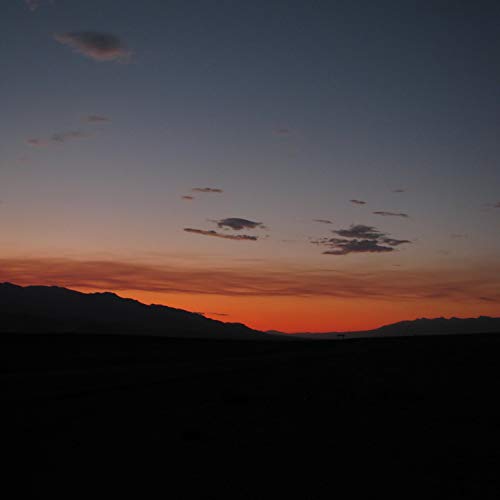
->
xmin=273 ymin=128 xmax=291 ymax=136
xmin=216 ymin=218 xmax=265 ymax=231
xmin=24 ymin=0 xmax=40 ymax=10
xmin=1 ymin=257 xmax=498 ymax=303
xmin=313 ymin=224 xmax=411 ymax=256
xmin=313 ymin=219 xmax=333 ymax=224
xmin=192 ymin=187 xmax=223 ymax=193
xmin=392 ymin=188 xmax=406 ymax=193
xmin=26 ymin=130 xmax=88 ymax=147
xmin=373 ymin=211 xmax=409 ymax=218
xmin=184 ymin=228 xmax=258 ymax=241
xmin=83 ymin=114 xmax=111 ymax=123
xmin=182 ymin=195 xmax=194 ymax=201
xmin=54 ymin=32 xmax=131 ymax=62
xmin=350 ymin=199 xmax=366 ymax=205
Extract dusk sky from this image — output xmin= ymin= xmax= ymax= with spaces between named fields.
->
xmin=1 ymin=0 xmax=499 ymax=331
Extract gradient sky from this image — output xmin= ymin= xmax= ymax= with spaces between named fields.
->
xmin=1 ymin=0 xmax=499 ymax=332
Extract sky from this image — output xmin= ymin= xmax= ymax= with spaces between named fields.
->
xmin=1 ymin=0 xmax=499 ymax=332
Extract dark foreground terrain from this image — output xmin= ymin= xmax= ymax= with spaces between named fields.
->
xmin=4 ymin=332 xmax=500 ymax=498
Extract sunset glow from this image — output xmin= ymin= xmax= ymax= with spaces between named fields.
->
xmin=1 ymin=1 xmax=499 ymax=332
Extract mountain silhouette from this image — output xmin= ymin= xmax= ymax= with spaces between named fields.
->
xmin=292 ymin=316 xmax=500 ymax=339
xmin=0 ymin=282 xmax=264 ymax=339
xmin=2 ymin=282 xmax=499 ymax=339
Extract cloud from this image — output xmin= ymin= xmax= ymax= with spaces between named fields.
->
xmin=313 ymin=224 xmax=411 ymax=256
xmin=333 ymin=224 xmax=383 ymax=240
xmin=321 ymin=239 xmax=396 ymax=255
xmin=273 ymin=128 xmax=291 ymax=136
xmin=25 ymin=0 xmax=39 ymax=10
xmin=50 ymin=130 xmax=88 ymax=143
xmin=350 ymin=199 xmax=366 ymax=205
xmin=192 ymin=187 xmax=223 ymax=193
xmin=494 ymin=202 xmax=500 ymax=208
xmin=392 ymin=189 xmax=406 ymax=193
xmin=1 ymin=257 xmax=498 ymax=303
xmin=27 ymin=130 xmax=88 ymax=147
xmin=216 ymin=218 xmax=264 ymax=231
xmin=373 ymin=211 xmax=409 ymax=218
xmin=196 ymin=311 xmax=230 ymax=317
xmin=83 ymin=114 xmax=111 ymax=123
xmin=54 ymin=32 xmax=131 ymax=62
xmin=26 ymin=138 xmax=49 ymax=148
xmin=182 ymin=196 xmax=194 ymax=201
xmin=184 ymin=228 xmax=258 ymax=241
xmin=313 ymin=219 xmax=333 ymax=224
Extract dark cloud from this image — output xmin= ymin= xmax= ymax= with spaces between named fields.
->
xmin=313 ymin=219 xmax=333 ymax=224
xmin=381 ymin=237 xmax=411 ymax=246
xmin=350 ymin=199 xmax=366 ymax=205
xmin=181 ymin=196 xmax=194 ymax=201
xmin=313 ymin=224 xmax=411 ymax=256
xmin=196 ymin=311 xmax=230 ymax=317
xmin=184 ymin=228 xmax=258 ymax=241
xmin=322 ymin=239 xmax=396 ymax=255
xmin=26 ymin=130 xmax=88 ymax=147
xmin=373 ymin=211 xmax=409 ymax=218
xmin=54 ymin=32 xmax=131 ymax=62
xmin=216 ymin=218 xmax=264 ymax=231
xmin=83 ymin=114 xmax=111 ymax=123
xmin=334 ymin=224 xmax=382 ymax=240
xmin=192 ymin=187 xmax=223 ymax=193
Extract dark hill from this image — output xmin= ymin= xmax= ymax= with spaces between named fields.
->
xmin=293 ymin=315 xmax=500 ymax=339
xmin=0 ymin=282 xmax=263 ymax=339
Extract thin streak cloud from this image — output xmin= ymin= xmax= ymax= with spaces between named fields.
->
xmin=192 ymin=187 xmax=223 ymax=193
xmin=373 ymin=211 xmax=409 ymax=218
xmin=184 ymin=228 xmax=258 ymax=241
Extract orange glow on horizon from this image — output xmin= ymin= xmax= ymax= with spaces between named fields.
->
xmin=72 ymin=287 xmax=500 ymax=333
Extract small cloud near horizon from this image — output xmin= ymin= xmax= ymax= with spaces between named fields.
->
xmin=26 ymin=130 xmax=88 ymax=147
xmin=313 ymin=219 xmax=333 ymax=224
xmin=184 ymin=228 xmax=258 ymax=241
xmin=54 ymin=32 xmax=131 ymax=62
xmin=83 ymin=114 xmax=111 ymax=123
xmin=192 ymin=187 xmax=223 ymax=193
xmin=350 ymin=199 xmax=366 ymax=205
xmin=181 ymin=195 xmax=194 ymax=201
xmin=373 ymin=211 xmax=409 ymax=218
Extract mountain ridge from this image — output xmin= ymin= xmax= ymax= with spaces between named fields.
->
xmin=1 ymin=282 xmax=499 ymax=339
xmin=0 ymin=282 xmax=264 ymax=339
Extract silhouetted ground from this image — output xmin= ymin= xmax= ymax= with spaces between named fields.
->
xmin=4 ymin=333 xmax=500 ymax=498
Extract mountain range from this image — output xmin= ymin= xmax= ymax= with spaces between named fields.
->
xmin=0 ymin=282 xmax=263 ymax=339
xmin=1 ymin=282 xmax=499 ymax=339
